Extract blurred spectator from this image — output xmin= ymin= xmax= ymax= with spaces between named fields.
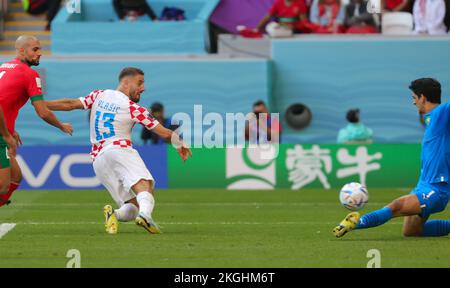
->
xmin=245 ymin=100 xmax=282 ymax=144
xmin=337 ymin=109 xmax=373 ymax=144
xmin=22 ymin=0 xmax=63 ymax=31
xmin=382 ymin=0 xmax=411 ymax=12
xmin=141 ymin=102 xmax=178 ymax=145
xmin=113 ymin=0 xmax=158 ymax=21
xmin=160 ymin=7 xmax=186 ymax=21
xmin=344 ymin=0 xmax=378 ymax=33
xmin=412 ymin=0 xmax=447 ymax=35
xmin=256 ymin=0 xmax=310 ymax=36
xmin=45 ymin=0 xmax=63 ymax=30
xmin=310 ymin=0 xmax=346 ymax=33
xmin=445 ymin=0 xmax=450 ymax=32
xmin=23 ymin=0 xmax=48 ymax=15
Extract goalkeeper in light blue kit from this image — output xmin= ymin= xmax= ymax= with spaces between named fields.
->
xmin=333 ymin=78 xmax=450 ymax=238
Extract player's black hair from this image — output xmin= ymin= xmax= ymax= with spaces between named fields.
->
xmin=409 ymin=78 xmax=441 ymax=104
xmin=253 ymin=100 xmax=266 ymax=107
xmin=346 ymin=109 xmax=360 ymax=123
xmin=119 ymin=67 xmax=144 ymax=81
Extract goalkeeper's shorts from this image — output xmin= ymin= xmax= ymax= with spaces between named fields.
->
xmin=410 ymin=182 xmax=450 ymax=219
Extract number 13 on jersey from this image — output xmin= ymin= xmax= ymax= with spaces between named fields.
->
xmin=95 ymin=111 xmax=116 ymax=141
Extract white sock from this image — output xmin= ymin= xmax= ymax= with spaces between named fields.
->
xmin=136 ymin=191 xmax=155 ymax=221
xmin=115 ymin=203 xmax=139 ymax=222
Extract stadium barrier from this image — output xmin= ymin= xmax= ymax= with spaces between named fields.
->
xmin=18 ymin=144 xmax=420 ymax=190
xmin=168 ymin=144 xmax=421 ymax=190
xmin=17 ymin=146 xmax=168 ymax=190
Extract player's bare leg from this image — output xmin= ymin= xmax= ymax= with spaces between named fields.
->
xmin=386 ymin=195 xmax=422 ymax=217
xmin=0 ymin=157 xmax=22 ymax=206
xmin=0 ymin=167 xmax=11 ymax=207
xmin=401 ymin=196 xmax=450 ymax=237
xmin=133 ymin=179 xmax=161 ymax=234
xmin=126 ymin=197 xmax=139 ymax=207
xmin=0 ymin=167 xmax=10 ymax=194
xmin=403 ymin=215 xmax=426 ymax=237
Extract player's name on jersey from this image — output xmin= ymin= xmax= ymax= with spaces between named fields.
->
xmin=0 ymin=63 xmax=18 ymax=69
xmin=97 ymin=100 xmax=120 ymax=113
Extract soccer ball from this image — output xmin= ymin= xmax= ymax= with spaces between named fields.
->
xmin=339 ymin=182 xmax=369 ymax=211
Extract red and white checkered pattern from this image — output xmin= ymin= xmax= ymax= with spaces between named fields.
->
xmin=91 ymin=139 xmax=133 ymax=160
xmin=129 ymin=101 xmax=156 ymax=129
xmin=112 ymin=139 xmax=132 ymax=148
xmin=90 ymin=140 xmax=106 ymax=159
xmin=80 ymin=90 xmax=104 ymax=110
xmin=81 ymin=89 xmax=159 ymax=159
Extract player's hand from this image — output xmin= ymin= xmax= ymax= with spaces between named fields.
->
xmin=177 ymin=143 xmax=192 ymax=162
xmin=3 ymin=134 xmax=17 ymax=158
xmin=13 ymin=131 xmax=22 ymax=146
xmin=61 ymin=123 xmax=73 ymax=136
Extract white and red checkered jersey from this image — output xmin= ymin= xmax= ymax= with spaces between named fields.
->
xmin=79 ymin=89 xmax=159 ymax=159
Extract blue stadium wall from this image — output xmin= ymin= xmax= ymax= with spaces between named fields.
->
xmin=271 ymin=36 xmax=450 ymax=144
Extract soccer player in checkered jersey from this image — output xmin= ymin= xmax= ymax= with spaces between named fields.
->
xmin=0 ymin=35 xmax=73 ymax=208
xmin=46 ymin=67 xmax=192 ymax=234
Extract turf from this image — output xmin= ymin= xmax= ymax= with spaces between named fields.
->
xmin=0 ymin=188 xmax=450 ymax=268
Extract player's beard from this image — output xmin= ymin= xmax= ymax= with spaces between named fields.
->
xmin=25 ymin=58 xmax=40 ymax=66
xmin=131 ymin=90 xmax=140 ymax=103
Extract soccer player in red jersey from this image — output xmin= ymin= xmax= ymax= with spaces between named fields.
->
xmin=0 ymin=35 xmax=73 ymax=207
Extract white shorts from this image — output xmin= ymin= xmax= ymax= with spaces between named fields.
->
xmin=93 ymin=147 xmax=155 ymax=207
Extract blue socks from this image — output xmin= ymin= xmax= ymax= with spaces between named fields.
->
xmin=354 ymin=207 xmax=450 ymax=236
xmin=423 ymin=220 xmax=450 ymax=237
xmin=356 ymin=207 xmax=393 ymax=229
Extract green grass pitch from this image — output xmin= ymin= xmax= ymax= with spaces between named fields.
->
xmin=1 ymin=188 xmax=450 ymax=268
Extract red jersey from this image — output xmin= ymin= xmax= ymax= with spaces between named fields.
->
xmin=0 ymin=58 xmax=43 ymax=135
xmin=269 ymin=0 xmax=308 ymax=21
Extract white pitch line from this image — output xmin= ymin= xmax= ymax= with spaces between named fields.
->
xmin=14 ymin=221 xmax=307 ymax=225
xmin=13 ymin=221 xmax=405 ymax=226
xmin=10 ymin=202 xmax=390 ymax=207
xmin=16 ymin=221 xmax=303 ymax=225
xmin=0 ymin=223 xmax=16 ymax=239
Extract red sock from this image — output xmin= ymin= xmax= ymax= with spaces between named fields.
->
xmin=0 ymin=182 xmax=19 ymax=207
